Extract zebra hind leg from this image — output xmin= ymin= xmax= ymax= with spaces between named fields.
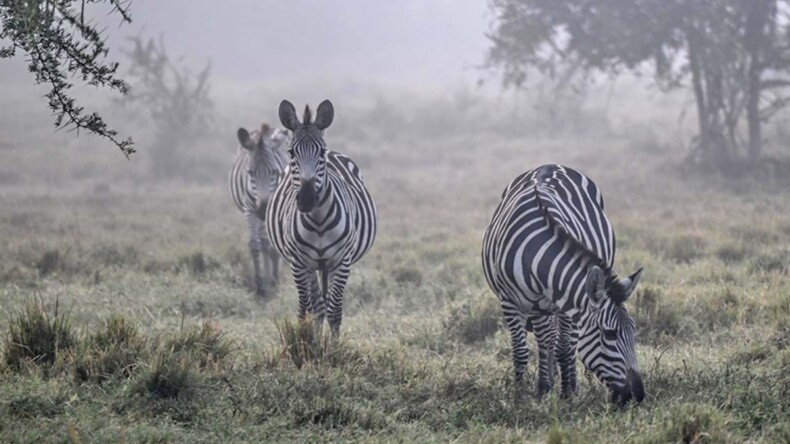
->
xmin=249 ymin=239 xmax=265 ymax=296
xmin=246 ymin=214 xmax=265 ymax=296
xmin=502 ymin=302 xmax=530 ymax=383
xmin=531 ymin=314 xmax=558 ymax=399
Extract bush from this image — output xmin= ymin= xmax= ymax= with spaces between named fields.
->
xmin=72 ymin=316 xmax=145 ymax=383
xmin=393 ymin=265 xmax=423 ymax=286
xmin=641 ymin=403 xmax=733 ymax=444
xmin=134 ymin=350 xmax=198 ymax=400
xmin=715 ymin=242 xmax=755 ymax=264
xmin=275 ymin=317 xmax=360 ymax=369
xmin=666 ymin=234 xmax=707 ymax=264
xmin=634 ymin=286 xmax=685 ymax=343
xmin=177 ymin=251 xmax=221 ymax=276
xmin=4 ymin=298 xmax=74 ymax=372
xmin=750 ymin=252 xmax=789 ymax=274
xmin=35 ymin=249 xmax=68 ymax=276
xmin=166 ymin=320 xmax=233 ymax=369
xmin=444 ymin=297 xmax=501 ymax=344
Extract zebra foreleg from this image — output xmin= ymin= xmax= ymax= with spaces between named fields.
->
xmin=502 ymin=302 xmax=530 ymax=383
xmin=325 ymin=262 xmax=351 ymax=337
xmin=291 ymin=265 xmax=321 ymax=322
xmin=556 ymin=313 xmax=579 ymax=398
xmin=246 ymin=213 xmax=265 ymax=296
xmin=531 ymin=314 xmax=558 ymax=398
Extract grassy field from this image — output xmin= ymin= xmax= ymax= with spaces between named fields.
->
xmin=1 ymin=125 xmax=790 ymax=443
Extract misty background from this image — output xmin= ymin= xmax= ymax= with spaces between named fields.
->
xmin=0 ymin=0 xmax=693 ymax=192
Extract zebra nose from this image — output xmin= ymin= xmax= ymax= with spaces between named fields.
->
xmin=297 ymin=179 xmax=318 ymax=212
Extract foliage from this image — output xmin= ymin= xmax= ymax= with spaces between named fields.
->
xmin=118 ymin=35 xmax=213 ymax=178
xmin=0 ymin=0 xmax=134 ymax=156
xmin=486 ymin=0 xmax=790 ymax=172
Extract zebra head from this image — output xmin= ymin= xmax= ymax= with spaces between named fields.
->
xmin=279 ymin=99 xmax=334 ymax=213
xmin=237 ymin=124 xmax=287 ymax=216
xmin=579 ymin=265 xmax=645 ymax=406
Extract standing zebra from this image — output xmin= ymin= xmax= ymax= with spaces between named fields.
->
xmin=229 ymin=123 xmax=289 ymax=296
xmin=267 ymin=100 xmax=377 ymax=335
xmin=482 ymin=164 xmax=645 ymax=405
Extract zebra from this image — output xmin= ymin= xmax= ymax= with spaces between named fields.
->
xmin=229 ymin=122 xmax=289 ymax=296
xmin=267 ymin=99 xmax=377 ymax=335
xmin=482 ymin=164 xmax=645 ymax=405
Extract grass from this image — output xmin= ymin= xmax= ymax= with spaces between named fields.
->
xmin=1 ymin=127 xmax=790 ymax=442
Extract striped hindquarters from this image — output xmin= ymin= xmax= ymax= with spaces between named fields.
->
xmin=482 ymin=164 xmax=615 ymax=312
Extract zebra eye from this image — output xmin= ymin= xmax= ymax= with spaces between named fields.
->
xmin=603 ymin=329 xmax=618 ymax=341
xmin=288 ymin=149 xmax=295 ymax=157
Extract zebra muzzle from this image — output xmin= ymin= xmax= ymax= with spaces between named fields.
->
xmin=628 ymin=368 xmax=645 ymax=403
xmin=610 ymin=368 xmax=645 ymax=406
xmin=297 ymin=180 xmax=318 ymax=212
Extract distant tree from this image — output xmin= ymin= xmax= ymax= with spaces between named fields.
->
xmin=486 ymin=0 xmax=790 ymax=173
xmin=0 ymin=0 xmax=134 ymax=156
xmin=118 ymin=36 xmax=213 ymax=178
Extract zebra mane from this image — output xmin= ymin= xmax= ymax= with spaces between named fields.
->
xmin=534 ymin=185 xmax=629 ymax=305
xmin=303 ymin=105 xmax=312 ymax=125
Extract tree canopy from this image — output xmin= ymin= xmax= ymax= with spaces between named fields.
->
xmin=0 ymin=0 xmax=134 ymax=156
xmin=486 ymin=0 xmax=790 ymax=173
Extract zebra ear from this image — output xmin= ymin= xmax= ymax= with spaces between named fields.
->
xmin=237 ymin=128 xmax=255 ymax=150
xmin=314 ymin=100 xmax=334 ymax=130
xmin=279 ymin=100 xmax=300 ymax=131
xmin=621 ymin=267 xmax=644 ymax=301
xmin=585 ymin=266 xmax=606 ymax=305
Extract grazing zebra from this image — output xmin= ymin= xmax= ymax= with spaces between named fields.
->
xmin=267 ymin=99 xmax=377 ymax=334
xmin=482 ymin=164 xmax=645 ymax=405
xmin=229 ymin=123 xmax=289 ymax=296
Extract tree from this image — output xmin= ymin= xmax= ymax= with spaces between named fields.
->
xmin=485 ymin=0 xmax=790 ymax=173
xmin=0 ymin=0 xmax=134 ymax=156
xmin=118 ymin=35 xmax=213 ymax=178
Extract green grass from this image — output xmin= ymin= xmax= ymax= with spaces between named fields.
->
xmin=1 ymin=132 xmax=790 ymax=442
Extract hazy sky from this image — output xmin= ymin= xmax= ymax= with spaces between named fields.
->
xmin=113 ymin=0 xmax=491 ymax=90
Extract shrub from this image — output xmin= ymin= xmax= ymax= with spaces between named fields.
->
xmin=666 ymin=234 xmax=707 ymax=263
xmin=444 ymin=297 xmax=501 ymax=344
xmin=166 ymin=320 xmax=233 ymax=369
xmin=715 ymin=242 xmax=754 ymax=264
xmin=750 ymin=252 xmax=789 ymax=274
xmin=134 ymin=350 xmax=197 ymax=400
xmin=641 ymin=403 xmax=733 ymax=444
xmin=634 ymin=286 xmax=684 ymax=343
xmin=177 ymin=251 xmax=221 ymax=276
xmin=275 ymin=317 xmax=359 ymax=369
xmin=546 ymin=423 xmax=583 ymax=444
xmin=4 ymin=298 xmax=74 ymax=372
xmin=72 ymin=316 xmax=145 ymax=383
xmin=35 ymin=249 xmax=67 ymax=276
xmin=393 ymin=265 xmax=423 ymax=286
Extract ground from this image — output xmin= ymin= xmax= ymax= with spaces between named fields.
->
xmin=1 ymin=131 xmax=789 ymax=443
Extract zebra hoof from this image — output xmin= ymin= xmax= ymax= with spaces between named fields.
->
xmin=560 ymin=384 xmax=577 ymax=399
xmin=535 ymin=378 xmax=553 ymax=399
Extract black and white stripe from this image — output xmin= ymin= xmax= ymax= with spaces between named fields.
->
xmin=482 ymin=164 xmax=645 ymax=405
xmin=229 ymin=123 xmax=289 ymax=295
xmin=267 ymin=100 xmax=377 ymax=335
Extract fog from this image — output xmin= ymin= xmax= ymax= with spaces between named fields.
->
xmin=121 ymin=0 xmax=490 ymax=91
xmin=0 ymin=0 xmax=696 ymax=190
